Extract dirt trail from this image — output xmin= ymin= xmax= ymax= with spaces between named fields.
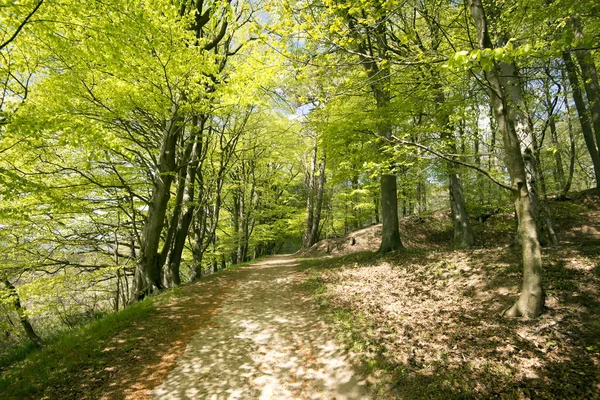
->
xmin=151 ymin=255 xmax=369 ymax=400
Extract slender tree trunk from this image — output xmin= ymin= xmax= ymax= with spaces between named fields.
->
xmin=469 ymin=0 xmax=544 ymax=318
xmin=562 ymin=51 xmax=600 ymax=186
xmin=351 ymin=173 xmax=360 ymax=228
xmin=164 ymin=116 xmax=206 ymax=286
xmin=309 ymin=152 xmax=326 ymax=246
xmin=373 ymin=192 xmax=380 ymax=224
xmin=4 ymin=279 xmax=43 ymax=348
xmin=302 ymin=137 xmax=317 ymax=248
xmin=237 ymin=183 xmax=247 ymax=263
xmin=231 ymin=190 xmax=240 ymax=265
xmin=562 ymin=71 xmax=576 ymax=197
xmin=572 ymin=17 xmax=600 ymax=152
xmin=435 ymin=87 xmax=474 ymax=248
xmin=544 ymin=76 xmax=566 ymax=191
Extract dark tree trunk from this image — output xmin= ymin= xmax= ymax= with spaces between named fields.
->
xmin=309 ymin=152 xmax=326 ymax=247
xmin=4 ymin=279 xmax=43 ymax=348
xmin=562 ymin=51 xmax=600 ymax=186
xmin=562 ymin=70 xmax=576 ymax=197
xmin=378 ymin=174 xmax=404 ymax=253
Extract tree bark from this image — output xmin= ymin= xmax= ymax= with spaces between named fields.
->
xmin=435 ymin=86 xmax=474 ymax=248
xmin=469 ymin=0 xmax=544 ymax=318
xmin=134 ymin=108 xmax=182 ymax=298
xmin=562 ymin=70 xmax=576 ymax=197
xmin=4 ymin=279 xmax=43 ymax=348
xmin=544 ymin=75 xmax=566 ymax=191
xmin=562 ymin=51 xmax=600 ymax=186
xmin=379 ymin=174 xmax=404 ymax=253
xmin=302 ymin=137 xmax=317 ymax=249
xmin=497 ymin=62 xmax=547 ymax=243
xmin=346 ymin=13 xmax=404 ymax=253
xmin=571 ymin=17 xmax=600 ymax=154
xmin=309 ymin=152 xmax=326 ymax=247
xmin=164 ymin=116 xmax=206 ymax=286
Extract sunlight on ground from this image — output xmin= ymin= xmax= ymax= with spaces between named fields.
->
xmin=151 ymin=256 xmax=369 ymax=400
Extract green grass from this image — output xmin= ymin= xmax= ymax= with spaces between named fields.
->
xmin=0 ymin=293 xmax=166 ymax=399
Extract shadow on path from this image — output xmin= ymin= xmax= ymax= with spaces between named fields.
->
xmin=152 ymin=255 xmax=369 ymax=400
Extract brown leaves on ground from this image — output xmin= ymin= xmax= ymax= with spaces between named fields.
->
xmin=307 ymin=192 xmax=600 ymax=399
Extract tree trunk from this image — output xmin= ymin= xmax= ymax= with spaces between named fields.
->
xmin=435 ymin=87 xmax=474 ymax=248
xmin=544 ymin=75 xmax=566 ymax=191
xmin=571 ymin=17 xmax=600 ymax=152
xmin=164 ymin=116 xmax=206 ymax=286
xmin=379 ymin=174 xmax=404 ymax=253
xmin=562 ymin=51 xmax=600 ymax=186
xmin=4 ymin=279 xmax=43 ymax=348
xmin=498 ymin=62 xmax=547 ymax=244
xmin=134 ymin=109 xmax=182 ymax=298
xmin=562 ymin=70 xmax=576 ymax=197
xmin=302 ymin=137 xmax=317 ymax=249
xmin=309 ymin=152 xmax=326 ymax=247
xmin=231 ymin=190 xmax=240 ymax=265
xmin=469 ymin=0 xmax=544 ymax=318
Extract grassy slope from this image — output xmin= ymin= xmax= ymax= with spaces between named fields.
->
xmin=0 ymin=259 xmax=263 ymax=400
xmin=300 ymin=191 xmax=600 ymax=399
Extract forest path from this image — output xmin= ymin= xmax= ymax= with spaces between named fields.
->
xmin=151 ymin=255 xmax=370 ymax=400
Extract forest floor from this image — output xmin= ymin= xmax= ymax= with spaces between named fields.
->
xmin=300 ymin=190 xmax=600 ymax=399
xmin=1 ymin=191 xmax=599 ymax=399
xmin=0 ymin=256 xmax=370 ymax=400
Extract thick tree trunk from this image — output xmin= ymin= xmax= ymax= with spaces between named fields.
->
xmin=4 ymin=279 xmax=43 ymax=348
xmin=469 ymin=0 xmax=544 ymax=318
xmin=134 ymin=110 xmax=182 ymax=298
xmin=449 ymin=173 xmax=474 ymax=248
xmin=373 ymin=86 xmax=404 ymax=253
xmin=498 ymin=62 xmax=548 ymax=244
xmin=562 ymin=51 xmax=600 ymax=186
xmin=379 ymin=174 xmax=404 ymax=253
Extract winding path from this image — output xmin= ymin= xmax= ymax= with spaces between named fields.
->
xmin=151 ymin=255 xmax=370 ymax=400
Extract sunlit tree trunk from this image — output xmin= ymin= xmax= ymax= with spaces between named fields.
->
xmin=134 ymin=108 xmax=182 ymax=298
xmin=469 ymin=0 xmax=544 ymax=318
xmin=302 ymin=136 xmax=317 ymax=249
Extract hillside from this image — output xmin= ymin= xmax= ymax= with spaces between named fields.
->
xmin=300 ymin=190 xmax=600 ymax=398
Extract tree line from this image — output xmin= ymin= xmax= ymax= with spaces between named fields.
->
xmin=1 ymin=0 xmax=599 ymax=350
